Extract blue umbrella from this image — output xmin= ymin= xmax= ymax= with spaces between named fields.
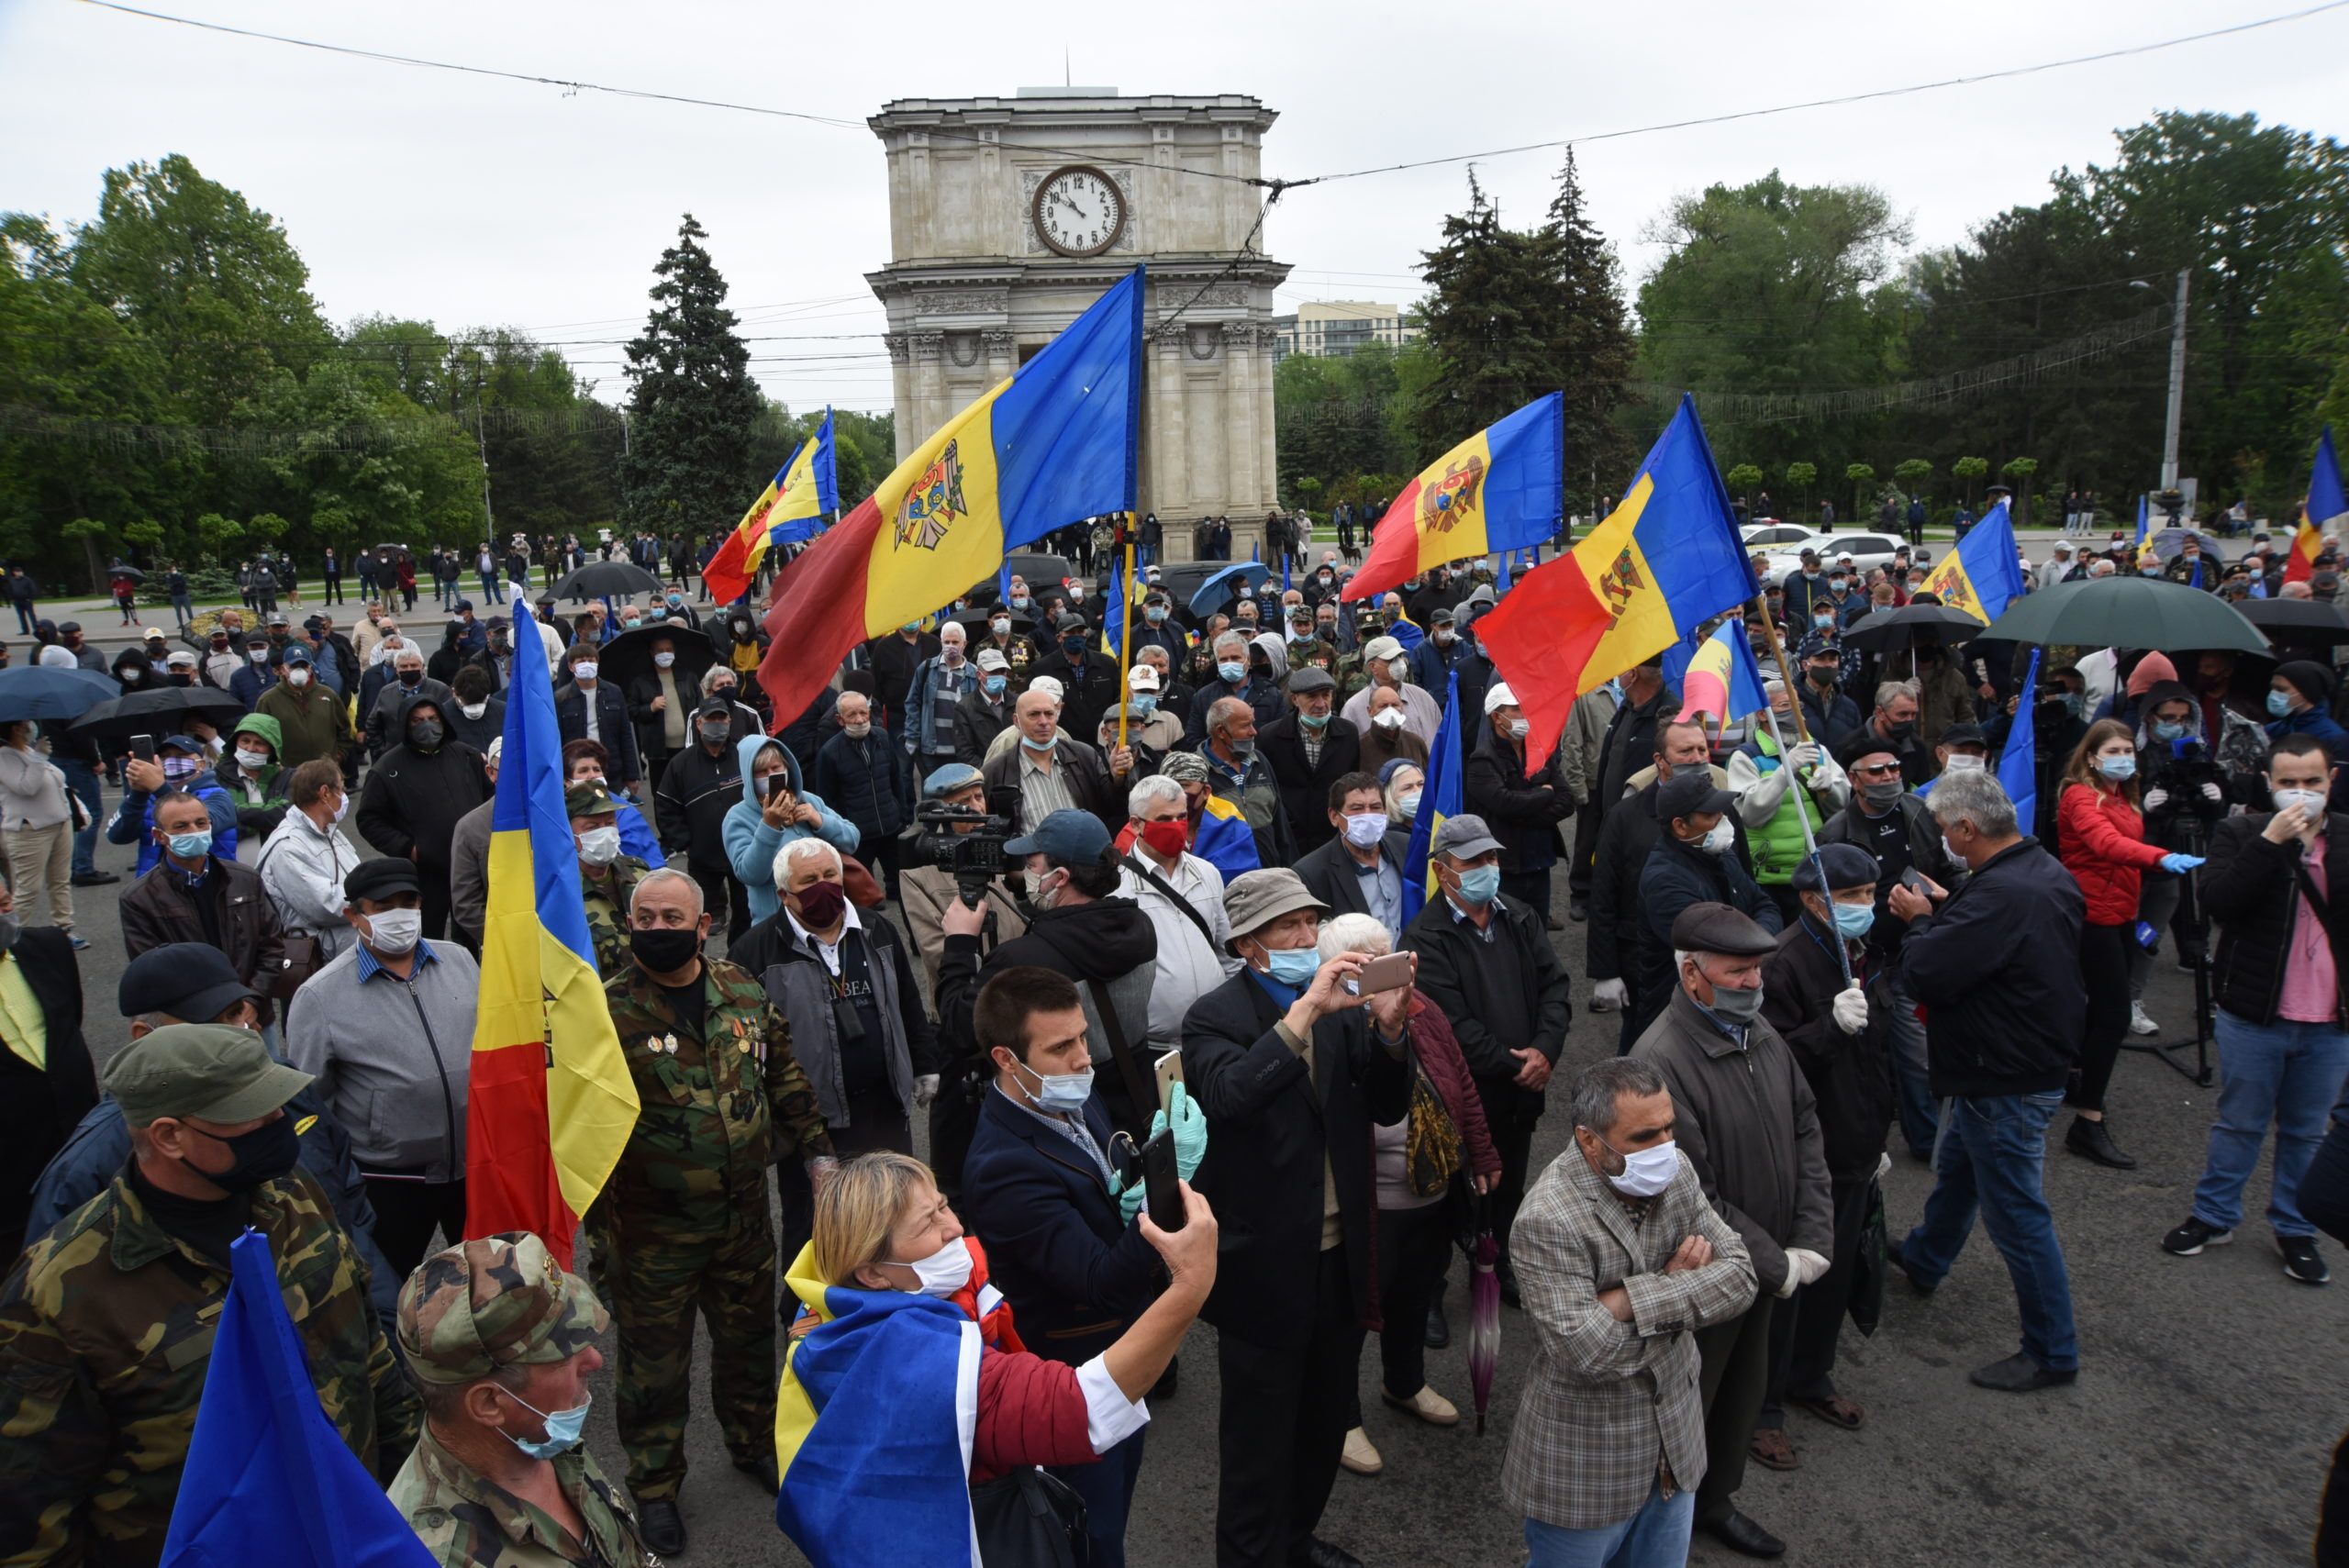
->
xmin=0 ymin=664 xmax=122 ymax=724
xmin=1187 ymin=561 xmax=1271 ymax=618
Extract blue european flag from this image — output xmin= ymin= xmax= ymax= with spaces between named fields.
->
xmin=1998 ymin=648 xmax=2042 ymax=830
xmin=2313 ymin=427 xmax=2347 ymax=528
xmin=1402 ymin=673 xmax=1464 ymax=924
xmin=162 ymin=1230 xmax=435 ymax=1568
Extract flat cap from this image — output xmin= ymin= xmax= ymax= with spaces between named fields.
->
xmin=565 ymin=779 xmax=620 ymax=817
xmin=1657 ymin=769 xmax=1734 ymax=823
xmin=1004 ymin=807 xmax=1109 ymax=864
xmin=397 ymin=1231 xmax=607 ymax=1385
xmin=103 ymin=1022 xmax=311 ymax=1127
xmin=1669 ymin=901 xmax=1779 ymax=957
xmin=1286 ymin=666 xmax=1336 ymax=695
xmin=345 ymin=857 xmax=420 ymax=903
xmin=1791 ymin=841 xmax=1883 ymax=894
xmin=118 ymin=942 xmax=257 ymax=1025
xmin=1431 ymin=812 xmax=1505 ymax=861
xmin=923 ymin=762 xmax=982 ymax=798
xmin=1222 ymin=867 xmax=1328 ymax=940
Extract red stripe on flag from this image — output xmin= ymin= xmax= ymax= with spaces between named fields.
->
xmin=758 ymin=495 xmax=883 ymax=729
xmin=702 ymin=528 xmax=758 ymax=608
xmin=1475 ymin=552 xmax=1617 ymax=776
xmin=2286 ymin=523 xmax=2321 ymax=584
xmin=465 ymin=1040 xmax=580 ymax=1267
xmin=1337 ymin=478 xmax=1425 ymax=603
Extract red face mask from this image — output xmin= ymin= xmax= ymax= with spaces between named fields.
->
xmin=1139 ymin=818 xmax=1190 ymax=859
xmin=792 ymin=878 xmax=848 ymax=929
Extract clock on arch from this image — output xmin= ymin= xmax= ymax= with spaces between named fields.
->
xmin=1030 ymin=165 xmax=1128 ymax=258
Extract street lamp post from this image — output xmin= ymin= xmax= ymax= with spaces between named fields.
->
xmin=2133 ymin=270 xmax=2191 ymax=494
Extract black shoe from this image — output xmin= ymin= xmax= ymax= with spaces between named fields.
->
xmin=2065 ymin=1116 xmax=2137 ymax=1170
xmin=1703 ymin=1510 xmax=1786 ymax=1559
xmin=1544 ymin=913 xmax=1564 ymax=931
xmin=734 ymin=1454 xmax=779 ymax=1493
xmin=1569 ymin=899 xmax=1588 ymax=922
xmin=2281 ymin=1235 xmax=2332 ymax=1285
xmin=1424 ymin=1292 xmax=1451 ymax=1350
xmin=1294 ymin=1539 xmax=1364 ymax=1568
xmin=1883 ymin=1236 xmax=1936 ymax=1296
xmin=1969 ymin=1352 xmax=2076 ymax=1393
xmin=1497 ymin=1256 xmax=1521 ymax=1310
xmin=1150 ymin=1354 xmax=1179 ymax=1400
xmin=2161 ymin=1216 xmax=2233 ymax=1256
xmin=637 ymin=1500 xmax=686 ymax=1555
xmin=70 ymin=871 xmax=118 ymax=887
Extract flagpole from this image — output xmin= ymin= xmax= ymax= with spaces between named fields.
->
xmin=1117 ymin=523 xmax=1136 ymax=751
xmin=1759 ymin=700 xmax=1851 ymax=989
xmin=1748 ymin=595 xmax=1813 ymax=746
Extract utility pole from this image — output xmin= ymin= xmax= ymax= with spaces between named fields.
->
xmin=2159 ymin=267 xmax=2188 ymax=494
xmin=471 ymin=359 xmax=495 ymax=533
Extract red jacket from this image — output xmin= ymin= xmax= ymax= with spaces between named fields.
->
xmin=2057 ymin=780 xmax=2167 ymax=926
xmin=952 ymin=1239 xmax=1106 ymax=1485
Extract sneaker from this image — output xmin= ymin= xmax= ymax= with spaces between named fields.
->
xmin=67 ymin=934 xmax=88 ymax=951
xmin=1340 ymin=1426 xmax=1383 ymax=1475
xmin=2161 ymin=1216 xmax=2233 ymax=1256
xmin=2281 ymin=1236 xmax=2332 ymax=1285
xmin=2128 ymin=1004 xmax=2159 ymax=1037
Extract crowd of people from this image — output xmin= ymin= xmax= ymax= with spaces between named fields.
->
xmin=0 ymin=510 xmax=2345 ymax=1568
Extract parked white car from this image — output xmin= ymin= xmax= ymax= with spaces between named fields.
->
xmin=1763 ymin=530 xmax=1906 ymax=580
xmin=1741 ymin=522 xmax=1822 ymax=551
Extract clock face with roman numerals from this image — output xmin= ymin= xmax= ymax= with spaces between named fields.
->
xmin=1031 ymin=165 xmax=1127 ymax=258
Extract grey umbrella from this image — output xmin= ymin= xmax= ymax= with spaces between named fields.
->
xmin=1976 ymin=575 xmax=2268 ymax=657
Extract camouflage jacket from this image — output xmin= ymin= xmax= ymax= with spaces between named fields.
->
xmin=599 ymin=958 xmax=833 ymax=1231
xmin=391 ymin=1422 xmax=659 ymax=1568
xmin=579 ymin=857 xmax=653 ymax=983
xmin=0 ymin=1165 xmax=418 ymax=1568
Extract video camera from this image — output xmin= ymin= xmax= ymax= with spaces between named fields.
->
xmin=2144 ymin=734 xmax=2231 ymax=841
xmin=913 ymin=800 xmax=1015 ymax=909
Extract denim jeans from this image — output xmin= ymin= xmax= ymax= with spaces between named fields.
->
xmin=1902 ymin=1089 xmax=2078 ymax=1372
xmin=56 ymin=758 xmax=102 ymax=877
xmin=2192 ymin=1010 xmax=2349 ymax=1240
xmin=1524 ymin=1482 xmax=1694 ymax=1568
xmin=1884 ymin=972 xmax=1937 ymax=1157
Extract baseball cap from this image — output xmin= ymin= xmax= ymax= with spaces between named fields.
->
xmin=564 ymin=779 xmax=620 ymax=818
xmin=1126 ymin=665 xmax=1162 ymax=693
xmin=975 ymin=648 xmax=1010 ymax=673
xmin=1657 ymin=770 xmax=1735 ymax=823
xmin=1005 ymin=807 xmax=1110 ymax=864
xmin=141 ymin=627 xmax=165 ymax=640
xmin=1431 ymin=814 xmax=1505 ymax=861
xmin=118 ymin=943 xmax=258 ymax=1025
xmin=102 ymin=1023 xmax=312 ymax=1128
xmin=1484 ymin=682 xmax=1519 ymax=715
xmin=1940 ymin=720 xmax=1988 ymax=749
xmin=397 ymin=1232 xmax=608 ymax=1386
xmin=1363 ymin=635 xmax=1404 ymax=662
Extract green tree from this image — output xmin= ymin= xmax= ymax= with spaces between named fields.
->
xmin=2000 ymin=456 xmax=2040 ymax=522
xmin=616 ymin=215 xmax=763 ymax=547
xmin=1785 ymin=462 xmax=1818 ymax=513
xmin=1725 ymin=462 xmax=1764 ymax=510
xmin=1845 ymin=462 xmax=1876 ymax=517
xmin=1953 ymin=455 xmax=1989 ymax=506
xmin=1544 ymin=150 xmax=1638 ymax=514
xmin=1892 ymin=458 xmax=1933 ymax=497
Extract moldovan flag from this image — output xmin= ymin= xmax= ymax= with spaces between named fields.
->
xmin=705 ymin=410 xmax=841 ymax=606
xmin=1664 ymin=620 xmax=1768 ymax=725
xmin=2290 ymin=426 xmax=2346 ymax=584
xmin=760 ymin=270 xmax=1146 ymax=725
xmin=1401 ymin=673 xmax=1464 ymax=924
xmin=1341 ymin=393 xmax=1564 ymax=603
xmin=466 ymin=590 xmax=639 ymax=1267
xmin=1477 ymin=395 xmax=1755 ymax=772
xmin=1918 ymin=501 xmax=2026 ymax=624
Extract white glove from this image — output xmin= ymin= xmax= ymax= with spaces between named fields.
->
xmin=1776 ymin=1247 xmax=1832 ymax=1297
xmin=1592 ymin=978 xmax=1629 ymax=1011
xmin=1831 ymin=981 xmax=1869 ymax=1035
xmin=2201 ymin=782 xmax=2224 ymax=804
xmin=1786 ymin=741 xmax=1821 ymax=773
xmin=913 ymin=1073 xmax=940 ymax=1109
xmin=2142 ymin=787 xmax=2169 ymax=812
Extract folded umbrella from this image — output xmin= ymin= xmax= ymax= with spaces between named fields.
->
xmin=1977 ymin=575 xmax=2269 ymax=657
xmin=0 ymin=665 xmax=125 ymax=725
xmin=1465 ymin=1204 xmax=1500 ymax=1435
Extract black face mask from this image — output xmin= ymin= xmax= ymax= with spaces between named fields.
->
xmin=192 ymin=1114 xmax=301 ymax=1193
xmin=408 ymin=719 xmax=444 ymax=750
xmin=398 ymin=669 xmax=423 ymax=687
xmin=1884 ymin=720 xmax=1916 ymax=741
xmin=630 ymin=925 xmax=703 ymax=973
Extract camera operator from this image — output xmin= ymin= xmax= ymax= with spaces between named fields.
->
xmin=897 ymin=763 xmax=1026 ymax=992
xmin=2132 ymin=680 xmax=2252 ymax=1037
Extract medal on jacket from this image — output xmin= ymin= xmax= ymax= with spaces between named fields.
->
xmin=661 ymin=1033 xmax=678 ymax=1055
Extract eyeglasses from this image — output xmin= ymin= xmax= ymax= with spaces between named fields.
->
xmin=1853 ymin=762 xmax=1902 ymax=778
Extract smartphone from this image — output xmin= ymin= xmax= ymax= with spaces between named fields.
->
xmin=765 ymin=773 xmax=794 ymax=802
xmin=1152 ymin=1049 xmax=1184 ymax=1113
xmin=1140 ymin=1129 xmax=1186 ymax=1231
xmin=129 ymin=734 xmax=156 ymax=763
xmin=1353 ymin=951 xmax=1414 ymax=996
xmin=1899 ymin=869 xmax=1931 ymax=895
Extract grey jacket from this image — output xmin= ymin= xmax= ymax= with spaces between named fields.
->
xmin=284 ymin=939 xmax=480 ymax=1182
xmin=1629 ymin=986 xmax=1834 ymax=1295
xmin=449 ymin=797 xmax=495 ymax=944
xmin=750 ymin=912 xmax=922 ymax=1131
xmin=255 ymin=808 xmax=362 ymax=960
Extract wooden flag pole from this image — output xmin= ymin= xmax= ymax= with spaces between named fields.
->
xmin=1749 ymin=595 xmax=1814 ymax=747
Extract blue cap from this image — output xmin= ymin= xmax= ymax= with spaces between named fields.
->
xmin=1004 ymin=808 xmax=1110 ymax=864
xmin=922 ymin=762 xmax=983 ymax=799
xmin=279 ymin=644 xmax=312 ymax=665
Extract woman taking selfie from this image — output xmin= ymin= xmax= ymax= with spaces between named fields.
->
xmin=2056 ymin=718 xmax=2205 ymax=1170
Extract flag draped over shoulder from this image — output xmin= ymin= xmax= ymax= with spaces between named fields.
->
xmin=758 ymin=271 xmax=1146 ymax=726
xmin=705 ymin=411 xmax=841 ymax=606
xmin=1664 ymin=620 xmax=1768 ymax=725
xmin=2291 ymin=426 xmax=2346 ymax=584
xmin=1999 ymin=648 xmax=2042 ymax=829
xmin=1191 ymin=795 xmax=1260 ymax=883
xmin=162 ymin=1231 xmax=436 ymax=1568
xmin=1477 ymin=395 xmax=1755 ymax=772
xmin=1341 ymin=394 xmax=1564 ymax=603
xmin=466 ymin=590 xmax=639 ymax=1266
xmin=1401 ymin=673 xmax=1464 ymax=924
xmin=1919 ymin=501 xmax=2026 ymax=624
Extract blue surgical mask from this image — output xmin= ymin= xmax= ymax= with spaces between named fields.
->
xmin=1217 ymin=661 xmax=1247 ymax=684
xmin=984 ymin=674 xmax=1008 ymax=696
xmin=1263 ymin=944 xmax=1320 ymax=986
xmin=1130 ymin=695 xmax=1157 ymax=717
xmin=2269 ymin=689 xmax=2297 ymax=717
xmin=1831 ymin=900 xmax=1876 ymax=940
xmin=1145 ymin=607 xmax=1167 ymax=625
xmin=501 ymin=1388 xmax=591 ymax=1460
xmin=2152 ymin=720 xmax=2187 ymax=742
xmin=1397 ymin=789 xmax=1423 ymax=821
xmin=1016 ymin=1058 xmax=1095 ymax=1113
xmin=2096 ymin=753 xmax=2137 ymax=782
xmin=1020 ymin=731 xmax=1057 ymax=752
xmin=165 ymin=830 xmax=213 ymax=861
xmin=1454 ymin=864 xmax=1501 ymax=906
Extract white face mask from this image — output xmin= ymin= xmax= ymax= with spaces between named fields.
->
xmin=235 ymin=747 xmax=271 ymax=772
xmin=1598 ymin=1135 xmax=1679 ymax=1198
xmin=2274 ymin=786 xmax=2327 ymax=816
xmin=1342 ymin=811 xmax=1390 ymax=849
xmin=893 ymin=1236 xmax=973 ymax=1298
xmin=652 ymin=651 xmax=675 ymax=669
xmin=362 ymin=906 xmax=423 ymax=956
xmin=1942 ymin=754 xmax=1985 ymax=773
xmin=1691 ymin=819 xmax=1735 ymax=856
xmin=572 ymin=662 xmax=597 ymax=684
xmin=459 ymin=700 xmax=487 ymax=720
xmin=1372 ymin=707 xmax=1406 ymax=731
xmin=577 ymin=826 xmax=622 ymax=865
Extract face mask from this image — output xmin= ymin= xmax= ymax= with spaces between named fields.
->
xmin=1217 ymin=662 xmax=1247 ymax=684
xmin=2269 ymin=689 xmax=2297 ymax=717
xmin=1598 ymin=1135 xmax=1679 ymax=1199
xmin=1884 ymin=720 xmax=1915 ymax=741
xmin=408 ymin=719 xmax=444 ymax=751
xmin=1397 ymin=788 xmax=1422 ymax=820
xmin=653 ymin=651 xmax=676 ymax=669
xmin=1814 ymin=613 xmax=1835 ymax=628
xmin=1942 ymin=754 xmax=1985 ymax=773
xmin=2140 ymin=566 xmax=2162 ymax=577
xmin=457 ymin=700 xmax=486 ymax=721
xmin=942 ymin=645 xmax=965 ymax=665
xmin=1433 ymin=628 xmax=1455 ymax=646
xmin=248 ymin=649 xmax=269 ymax=664
xmin=1371 ymin=707 xmax=1406 ymax=732
xmin=983 ymin=674 xmax=1008 ymax=697
xmin=1067 ymin=588 xmax=1085 ymax=603
xmin=234 ymin=747 xmax=272 ymax=773
xmin=629 ymin=924 xmax=702 ymax=973
xmin=1940 ymin=833 xmax=1965 ymax=867
xmin=362 ymin=906 xmax=424 ymax=955
xmin=1019 ymin=728 xmax=1057 ymax=752
xmin=1702 ymin=979 xmax=1765 ymax=1023
xmin=1692 ymin=819 xmax=1734 ymax=856
xmin=1139 ymin=817 xmax=1190 ymax=859
xmin=577 ymin=826 xmax=622 ymax=865
xmin=1014 ymin=1056 xmax=1096 ymax=1113
xmin=990 ymin=617 xmax=1011 ymax=639
xmin=1452 ymin=863 xmax=1502 ymax=906
xmin=621 ymin=618 xmax=641 ymax=630
xmin=1059 ymin=638 xmax=1085 ymax=659
xmin=165 ymin=830 xmax=213 ymax=861
xmin=2096 ymin=753 xmax=2136 ymax=782
xmin=500 ymin=1388 xmax=592 ymax=1461
xmin=573 ymin=662 xmax=597 ymax=683
xmin=698 ymin=720 xmax=731 ymax=746
xmin=330 ymin=794 xmax=350 ymax=823
xmin=1130 ymin=695 xmax=1158 ymax=717
xmin=1830 ymin=578 xmax=1846 ymax=591
xmin=1300 ymin=709 xmax=1330 ymax=732
xmin=161 ymin=755 xmax=199 ymax=782
xmin=1830 ymin=900 xmax=1876 ymax=940
xmin=398 ymin=668 xmax=422 ymax=686
xmin=1508 ymin=718 xmax=1531 ymax=740
xmin=189 ymin=1112 xmax=302 ymax=1194
xmin=1262 ymin=944 xmax=1321 ymax=987
xmin=1011 ymin=595 xmax=1031 ymax=611
xmin=895 ymin=1236 xmax=974 ymax=1298
xmin=791 ymin=878 xmax=848 ymax=930
xmin=2274 ymin=786 xmax=2327 ymax=815
xmin=1861 ymin=778 xmax=1904 ymax=807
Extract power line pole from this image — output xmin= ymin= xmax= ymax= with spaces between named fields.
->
xmin=471 ymin=360 xmax=495 ymax=533
xmin=2159 ymin=267 xmax=2188 ymax=494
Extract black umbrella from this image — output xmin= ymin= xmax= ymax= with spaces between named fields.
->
xmin=69 ymin=684 xmax=246 ymax=745
xmin=596 ymin=622 xmax=718 ymax=692
xmin=2237 ymin=597 xmax=2349 ymax=648
xmin=1977 ymin=576 xmax=2269 ymax=658
xmin=0 ymin=665 xmax=121 ymax=724
xmin=1839 ymin=604 xmax=1987 ymax=652
xmin=552 ymin=561 xmax=664 ymax=599
xmin=370 ymin=541 xmax=416 ymax=564
xmin=106 ymin=564 xmax=147 ymax=584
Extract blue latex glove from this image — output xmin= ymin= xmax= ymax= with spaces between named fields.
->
xmin=1108 ymin=1169 xmax=1144 ymax=1226
xmin=1160 ymin=1080 xmax=1208 ymax=1181
xmin=2159 ymin=853 xmax=2206 ymax=874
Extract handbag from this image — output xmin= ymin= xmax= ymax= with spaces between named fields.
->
xmin=267 ymin=933 xmax=324 ymax=1002
xmin=1847 ymin=1178 xmax=1887 ymax=1338
xmin=968 ymin=1465 xmax=1089 ymax=1568
xmin=1401 ymin=1061 xmax=1464 ymax=1199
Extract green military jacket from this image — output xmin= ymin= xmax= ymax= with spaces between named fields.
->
xmin=391 ymin=1422 xmax=659 ymax=1568
xmin=0 ymin=1166 xmax=418 ymax=1568
xmin=579 ymin=857 xmax=652 ymax=982
xmin=599 ymin=957 xmax=833 ymax=1233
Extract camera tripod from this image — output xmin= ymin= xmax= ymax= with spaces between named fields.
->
xmin=2121 ymin=817 xmax=2215 ymax=1087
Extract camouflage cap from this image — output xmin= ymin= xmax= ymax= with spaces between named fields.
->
xmin=103 ymin=1022 xmax=312 ymax=1128
xmin=397 ymin=1231 xmax=608 ymax=1385
xmin=564 ymin=778 xmax=620 ymax=818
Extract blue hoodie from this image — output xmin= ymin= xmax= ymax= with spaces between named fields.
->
xmin=721 ymin=732 xmax=859 ymax=924
xmin=107 ymin=765 xmax=239 ymax=875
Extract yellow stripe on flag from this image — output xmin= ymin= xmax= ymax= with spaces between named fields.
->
xmin=862 ymin=381 xmax=1015 ymax=634
xmin=1564 ymin=474 xmax=1678 ymax=691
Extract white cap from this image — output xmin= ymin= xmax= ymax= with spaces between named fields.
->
xmin=1028 ymin=675 xmax=1064 ymax=703
xmin=1126 ymin=665 xmax=1161 ymax=693
xmin=486 ymin=736 xmax=504 ymax=764
xmin=1484 ymin=681 xmax=1519 ymax=715
xmin=1363 ymin=635 xmax=1404 ymax=662
xmin=974 ymin=647 xmax=1009 ymax=672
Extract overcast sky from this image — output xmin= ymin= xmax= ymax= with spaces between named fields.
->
xmin=6 ymin=0 xmax=2346 ymax=418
